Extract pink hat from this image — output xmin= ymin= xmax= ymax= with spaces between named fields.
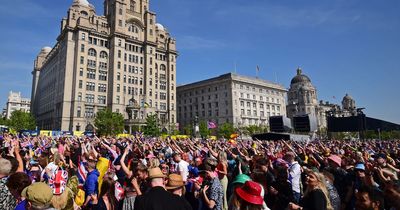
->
xmin=147 ymin=153 xmax=155 ymax=159
xmin=328 ymin=155 xmax=341 ymax=167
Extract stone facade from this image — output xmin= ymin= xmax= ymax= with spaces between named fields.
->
xmin=287 ymin=68 xmax=357 ymax=131
xmin=5 ymin=91 xmax=31 ymax=119
xmin=177 ymin=73 xmax=287 ymax=130
xmin=31 ymin=0 xmax=177 ymax=132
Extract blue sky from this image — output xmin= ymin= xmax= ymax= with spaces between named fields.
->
xmin=0 ymin=0 xmax=399 ymax=123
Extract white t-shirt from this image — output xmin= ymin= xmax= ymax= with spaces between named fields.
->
xmin=177 ymin=160 xmax=189 ymax=182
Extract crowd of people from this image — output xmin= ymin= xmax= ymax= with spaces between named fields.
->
xmin=0 ymin=132 xmax=399 ymax=210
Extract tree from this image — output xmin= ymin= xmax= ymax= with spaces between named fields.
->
xmin=8 ymin=110 xmax=36 ymax=131
xmin=94 ymin=108 xmax=124 ymax=136
xmin=198 ymin=120 xmax=211 ymax=138
xmin=0 ymin=117 xmax=8 ymax=126
xmin=143 ymin=113 xmax=160 ymax=137
xmin=183 ymin=124 xmax=193 ymax=136
xmin=218 ymin=123 xmax=236 ymax=139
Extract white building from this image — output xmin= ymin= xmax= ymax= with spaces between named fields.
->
xmin=5 ymin=91 xmax=31 ymax=119
xmin=177 ymin=73 xmax=287 ymax=130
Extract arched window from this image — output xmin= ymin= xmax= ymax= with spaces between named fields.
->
xmin=99 ymin=51 xmax=108 ymax=59
xmin=130 ymin=0 xmax=136 ymax=11
xmin=160 ymin=64 xmax=166 ymax=71
xmin=88 ymin=48 xmax=97 ymax=57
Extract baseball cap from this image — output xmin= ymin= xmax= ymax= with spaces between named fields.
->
xmin=22 ymin=182 xmax=53 ymax=208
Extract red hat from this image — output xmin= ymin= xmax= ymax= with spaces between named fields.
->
xmin=235 ymin=181 xmax=264 ymax=205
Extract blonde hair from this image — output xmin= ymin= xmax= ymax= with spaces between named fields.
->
xmin=0 ymin=158 xmax=12 ymax=175
xmin=51 ymin=189 xmax=69 ymax=209
xmin=218 ymin=151 xmax=227 ymax=163
xmin=305 ymin=171 xmax=333 ymax=210
xmin=149 ymin=158 xmax=160 ymax=168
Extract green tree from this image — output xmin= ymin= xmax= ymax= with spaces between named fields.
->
xmin=0 ymin=117 xmax=8 ymax=126
xmin=8 ymin=110 xmax=36 ymax=131
xmin=94 ymin=108 xmax=124 ymax=136
xmin=143 ymin=113 xmax=160 ymax=137
xmin=183 ymin=124 xmax=193 ymax=136
xmin=199 ymin=120 xmax=211 ymax=138
xmin=218 ymin=123 xmax=236 ymax=139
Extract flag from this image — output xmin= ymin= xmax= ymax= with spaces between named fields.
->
xmin=144 ymin=102 xmax=150 ymax=108
xmin=207 ymin=121 xmax=217 ymax=129
xmin=77 ymin=161 xmax=87 ymax=184
xmin=256 ymin=65 xmax=260 ymax=72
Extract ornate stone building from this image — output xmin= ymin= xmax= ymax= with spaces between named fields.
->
xmin=31 ymin=0 xmax=177 ymax=132
xmin=287 ymin=68 xmax=358 ymax=131
xmin=287 ymin=68 xmax=320 ymax=129
xmin=177 ymin=73 xmax=287 ymax=130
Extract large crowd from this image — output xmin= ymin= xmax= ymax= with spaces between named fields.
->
xmin=0 ymin=133 xmax=399 ymax=210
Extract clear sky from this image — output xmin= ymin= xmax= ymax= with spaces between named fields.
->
xmin=0 ymin=0 xmax=399 ymax=123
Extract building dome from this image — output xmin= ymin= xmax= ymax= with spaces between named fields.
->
xmin=290 ymin=68 xmax=311 ymax=85
xmin=342 ymin=93 xmax=356 ymax=110
xmin=72 ymin=0 xmax=90 ymax=7
xmin=343 ymin=93 xmax=353 ymax=101
xmin=39 ymin=46 xmax=52 ymax=56
xmin=155 ymin=23 xmax=165 ymax=31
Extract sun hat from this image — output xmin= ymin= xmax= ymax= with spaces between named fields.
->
xmin=49 ymin=167 xmax=69 ymax=195
xmin=148 ymin=167 xmax=166 ymax=179
xmin=232 ymin=174 xmax=251 ymax=185
xmin=235 ymin=181 xmax=264 ymax=205
xmin=22 ymin=182 xmax=54 ymax=208
xmin=355 ymin=163 xmax=365 ymax=171
xmin=166 ymin=174 xmax=185 ymax=190
xmin=328 ymin=155 xmax=342 ymax=167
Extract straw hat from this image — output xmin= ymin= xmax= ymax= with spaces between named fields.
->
xmin=166 ymin=174 xmax=185 ymax=190
xmin=148 ymin=167 xmax=166 ymax=179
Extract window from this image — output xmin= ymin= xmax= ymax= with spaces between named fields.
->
xmin=117 ymin=84 xmax=120 ymax=92
xmin=99 ymin=71 xmax=107 ymax=81
xmin=247 ymin=110 xmax=251 ymax=116
xmin=86 ymin=82 xmax=95 ymax=91
xmin=81 ymin=44 xmax=85 ymax=52
xmin=81 ymin=33 xmax=85 ymax=40
xmin=253 ymin=103 xmax=256 ymax=108
xmin=85 ymin=106 xmax=94 ymax=118
xmin=240 ymin=101 xmax=244 ymax=107
xmin=98 ymin=95 xmax=106 ymax=104
xmin=85 ymin=94 xmax=95 ymax=103
xmin=253 ymin=110 xmax=257 ymax=116
xmin=88 ymin=48 xmax=96 ymax=56
xmin=80 ymin=56 xmax=84 ymax=64
xmin=117 ymin=73 xmax=121 ymax=80
xmin=79 ymin=68 xmax=83 ymax=76
xmin=160 ymin=103 xmax=167 ymax=110
xmin=99 ymin=62 xmax=107 ymax=69
xmin=77 ymin=92 xmax=82 ymax=101
xmin=241 ymin=109 xmax=245 ymax=115
xmin=87 ymin=59 xmax=96 ymax=68
xmin=79 ymin=80 xmax=83 ymax=88
xmin=116 ymin=96 xmax=120 ymax=104
xmin=159 ymin=92 xmax=167 ymax=100
xmin=77 ymin=106 xmax=81 ymax=117
xmin=87 ymin=69 xmax=96 ymax=79
xmin=119 ymin=8 xmax=123 ymax=15
xmin=247 ymin=102 xmax=250 ymax=107
xmin=100 ymin=51 xmax=108 ymax=59
xmin=130 ymin=0 xmax=135 ymax=11
xmin=98 ymin=84 xmax=107 ymax=92
xmin=118 ymin=19 xmax=122 ymax=27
